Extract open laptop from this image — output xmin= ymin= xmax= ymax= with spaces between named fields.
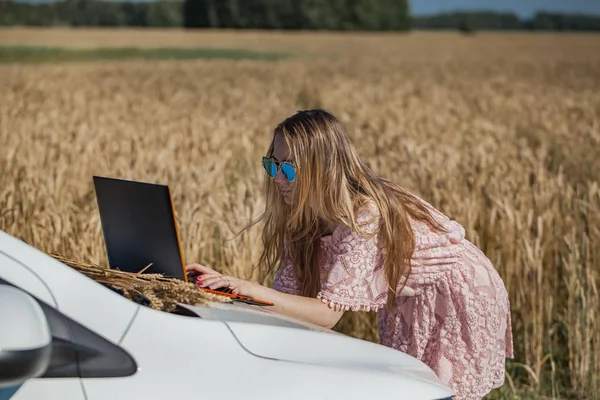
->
xmin=92 ymin=176 xmax=273 ymax=307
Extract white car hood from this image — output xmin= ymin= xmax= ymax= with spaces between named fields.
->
xmin=179 ymin=301 xmax=338 ymax=332
xmin=179 ymin=302 xmax=451 ymax=394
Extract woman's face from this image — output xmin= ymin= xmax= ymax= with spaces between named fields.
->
xmin=271 ymin=133 xmax=295 ymax=205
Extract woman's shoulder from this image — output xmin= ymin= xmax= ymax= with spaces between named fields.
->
xmin=365 ymin=189 xmax=466 ymax=245
xmin=336 ymin=199 xmax=381 ymax=236
xmin=327 ymin=192 xmax=464 ymax=242
xmin=354 ymin=194 xmax=451 ymax=233
xmin=321 ymin=200 xmax=381 ymax=250
xmin=355 ymin=199 xmax=381 ymax=228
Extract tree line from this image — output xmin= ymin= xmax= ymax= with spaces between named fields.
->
xmin=1 ymin=0 xmax=600 ymax=31
xmin=0 ymin=0 xmax=410 ymax=30
xmin=414 ymin=11 xmax=600 ymax=32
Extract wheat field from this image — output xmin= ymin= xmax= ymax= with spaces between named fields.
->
xmin=1 ymin=28 xmax=599 ymax=399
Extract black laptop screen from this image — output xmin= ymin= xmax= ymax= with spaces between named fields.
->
xmin=93 ymin=176 xmax=186 ymax=281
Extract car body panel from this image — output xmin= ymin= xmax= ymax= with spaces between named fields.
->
xmin=178 ymin=302 xmax=340 ymax=333
xmin=0 ymin=230 xmax=137 ymax=344
xmin=225 ymin=321 xmax=447 ymax=387
xmin=0 ymin=253 xmax=56 ymax=307
xmin=83 ymin=306 xmax=453 ymax=400
xmin=181 ymin=303 xmax=448 ymax=388
xmin=9 ymin=379 xmax=84 ymax=400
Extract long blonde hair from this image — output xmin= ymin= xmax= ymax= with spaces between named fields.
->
xmin=243 ymin=109 xmax=445 ymax=310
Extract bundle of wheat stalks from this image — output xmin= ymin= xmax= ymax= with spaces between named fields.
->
xmin=49 ymin=253 xmax=231 ymax=313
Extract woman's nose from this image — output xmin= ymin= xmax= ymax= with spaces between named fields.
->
xmin=274 ymin=168 xmax=286 ymax=183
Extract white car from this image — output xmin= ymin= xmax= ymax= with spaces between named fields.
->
xmin=0 ymin=229 xmax=455 ymax=400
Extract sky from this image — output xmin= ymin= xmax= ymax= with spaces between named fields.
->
xmin=411 ymin=0 xmax=600 ymax=18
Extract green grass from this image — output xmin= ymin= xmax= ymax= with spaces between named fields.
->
xmin=0 ymin=46 xmax=289 ymax=64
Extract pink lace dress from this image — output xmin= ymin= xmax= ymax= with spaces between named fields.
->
xmin=272 ymin=198 xmax=514 ymax=400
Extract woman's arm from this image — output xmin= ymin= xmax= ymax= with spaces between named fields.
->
xmin=247 ymin=283 xmax=344 ymax=329
xmin=186 ymin=263 xmax=344 ymax=329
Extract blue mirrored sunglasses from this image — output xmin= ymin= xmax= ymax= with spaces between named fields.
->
xmin=262 ymin=157 xmax=296 ymax=182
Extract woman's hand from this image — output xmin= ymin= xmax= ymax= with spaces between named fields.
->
xmin=185 ymin=263 xmax=219 ymax=279
xmin=185 ymin=263 xmax=258 ymax=297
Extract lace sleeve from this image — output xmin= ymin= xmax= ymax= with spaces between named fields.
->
xmin=271 ymin=243 xmax=300 ymax=295
xmin=317 ymin=203 xmax=388 ymax=312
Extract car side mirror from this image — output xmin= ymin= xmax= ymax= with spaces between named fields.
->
xmin=0 ymin=285 xmax=52 ymax=389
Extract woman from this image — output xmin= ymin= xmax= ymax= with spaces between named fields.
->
xmin=186 ymin=109 xmax=514 ymax=400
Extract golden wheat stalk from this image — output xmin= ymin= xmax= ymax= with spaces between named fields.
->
xmin=48 ymin=253 xmax=231 ymax=312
